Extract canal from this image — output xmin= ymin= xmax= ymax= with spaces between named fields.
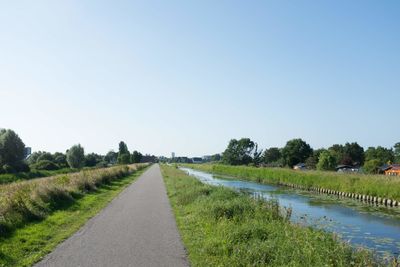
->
xmin=180 ymin=167 xmax=400 ymax=258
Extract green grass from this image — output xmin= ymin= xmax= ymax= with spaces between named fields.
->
xmin=161 ymin=165 xmax=381 ymax=267
xmin=182 ymin=164 xmax=400 ymax=201
xmin=0 ymin=166 xmax=148 ymax=267
xmin=0 ymin=167 xmax=95 ymax=184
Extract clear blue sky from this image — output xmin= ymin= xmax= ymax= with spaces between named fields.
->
xmin=1 ymin=1 xmax=399 ymax=157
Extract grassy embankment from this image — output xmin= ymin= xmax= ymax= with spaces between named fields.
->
xmin=0 ymin=167 xmax=99 ymax=184
xmin=183 ymin=164 xmax=400 ymax=202
xmin=161 ymin=165 xmax=379 ymax=266
xmin=0 ymin=163 xmax=149 ymax=267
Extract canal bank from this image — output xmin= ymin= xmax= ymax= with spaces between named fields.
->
xmin=180 ymin=167 xmax=400 ymax=259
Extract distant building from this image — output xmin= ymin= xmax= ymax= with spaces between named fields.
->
xmin=336 ymin=164 xmax=359 ymax=173
xmin=192 ymin=157 xmax=203 ymax=164
xmin=24 ymin=147 xmax=32 ymax=159
xmin=383 ymin=164 xmax=400 ymax=176
xmin=171 ymin=152 xmax=175 ymax=159
xmin=293 ymin=163 xmax=306 ymax=170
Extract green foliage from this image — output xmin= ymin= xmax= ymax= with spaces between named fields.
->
xmin=281 ymin=138 xmax=313 ymax=167
xmin=393 ymin=142 xmax=400 ymax=163
xmin=365 ymin=146 xmax=394 ymax=166
xmin=118 ymin=141 xmax=129 ymax=155
xmin=53 ymin=152 xmax=68 ymax=168
xmin=364 ymin=159 xmax=382 ymax=174
xmin=118 ymin=153 xmax=131 ymax=164
xmin=161 ymin=165 xmax=377 ymax=267
xmin=85 ymin=153 xmax=103 ymax=167
xmin=0 ymin=129 xmax=26 ymax=173
xmin=105 ymin=151 xmax=118 ymax=164
xmin=131 ymin=150 xmax=143 ymax=163
xmin=66 ymin=144 xmax=85 ymax=169
xmin=262 ymin=147 xmax=281 ymax=164
xmin=36 ymin=152 xmax=54 ymax=162
xmin=32 ymin=160 xmax=59 ymax=171
xmin=222 ymin=138 xmax=259 ymax=165
xmin=0 ymin=165 xmax=148 ymax=267
xmin=184 ymin=164 xmax=400 ymax=201
xmin=317 ymin=150 xmax=337 ymax=171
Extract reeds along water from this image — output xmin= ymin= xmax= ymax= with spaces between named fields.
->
xmin=0 ymin=164 xmax=147 ymax=235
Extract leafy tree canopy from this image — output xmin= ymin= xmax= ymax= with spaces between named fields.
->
xmin=67 ymin=144 xmax=85 ymax=169
xmin=222 ymin=138 xmax=259 ymax=165
xmin=281 ymin=138 xmax=313 ymax=167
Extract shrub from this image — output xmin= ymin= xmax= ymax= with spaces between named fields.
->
xmin=32 ymin=160 xmax=59 ymax=171
xmin=67 ymin=144 xmax=85 ymax=169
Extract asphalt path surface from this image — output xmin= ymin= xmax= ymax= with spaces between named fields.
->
xmin=35 ymin=164 xmax=189 ymax=267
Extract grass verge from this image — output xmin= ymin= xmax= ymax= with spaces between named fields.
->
xmin=182 ymin=164 xmax=400 ymax=201
xmin=0 ymin=165 xmax=149 ymax=267
xmin=161 ymin=164 xmax=380 ymax=266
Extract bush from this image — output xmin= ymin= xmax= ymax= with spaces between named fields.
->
xmin=32 ymin=160 xmax=59 ymax=171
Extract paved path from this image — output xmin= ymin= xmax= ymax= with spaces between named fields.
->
xmin=35 ymin=164 xmax=189 ymax=267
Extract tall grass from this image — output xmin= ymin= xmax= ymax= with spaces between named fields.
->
xmin=183 ymin=164 xmax=400 ymax=201
xmin=161 ymin=165 xmax=380 ymax=266
xmin=0 ymin=164 xmax=148 ymax=235
xmin=0 ymin=167 xmax=98 ymax=184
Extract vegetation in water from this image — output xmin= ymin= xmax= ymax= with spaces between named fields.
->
xmin=161 ymin=165 xmax=381 ymax=266
xmin=182 ymin=164 xmax=400 ymax=201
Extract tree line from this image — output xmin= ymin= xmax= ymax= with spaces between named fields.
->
xmin=222 ymin=138 xmax=400 ymax=173
xmin=0 ymin=129 xmax=143 ymax=174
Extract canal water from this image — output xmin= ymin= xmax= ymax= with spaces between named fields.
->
xmin=180 ymin=167 xmax=400 ymax=258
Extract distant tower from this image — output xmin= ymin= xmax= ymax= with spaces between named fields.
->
xmin=171 ymin=152 xmax=175 ymax=159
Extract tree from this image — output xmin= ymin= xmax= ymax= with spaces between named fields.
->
xmin=53 ymin=152 xmax=68 ymax=168
xmin=306 ymin=148 xmax=326 ymax=169
xmin=316 ymin=150 xmax=337 ymax=171
xmin=118 ymin=141 xmax=129 ymax=155
xmin=343 ymin=142 xmax=364 ymax=165
xmin=85 ymin=153 xmax=102 ymax=167
xmin=211 ymin=154 xmax=221 ymax=162
xmin=394 ymin=142 xmax=400 ymax=163
xmin=66 ymin=144 xmax=85 ymax=169
xmin=131 ymin=150 xmax=143 ymax=163
xmin=364 ymin=146 xmax=394 ymax=165
xmin=27 ymin=151 xmax=46 ymax=165
xmin=118 ymin=153 xmax=131 ymax=164
xmin=37 ymin=152 xmax=54 ymax=162
xmin=222 ymin=138 xmax=257 ymax=165
xmin=281 ymin=138 xmax=313 ymax=167
xmin=105 ymin=151 xmax=118 ymax=164
xmin=263 ymin=147 xmax=281 ymax=164
xmin=118 ymin=141 xmax=131 ymax=164
xmin=363 ymin=159 xmax=381 ymax=174
xmin=0 ymin=129 xmax=27 ymax=172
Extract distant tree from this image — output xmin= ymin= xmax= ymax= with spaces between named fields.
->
xmin=343 ymin=142 xmax=364 ymax=165
xmin=328 ymin=144 xmax=345 ymax=164
xmin=281 ymin=139 xmax=313 ymax=167
xmin=0 ymin=129 xmax=27 ymax=173
xmin=33 ymin=160 xmax=59 ymax=171
xmin=27 ymin=151 xmax=46 ymax=165
xmin=118 ymin=141 xmax=129 ymax=155
xmin=222 ymin=138 xmax=257 ymax=165
xmin=104 ymin=151 xmax=118 ymax=164
xmin=252 ymin=144 xmax=263 ymax=166
xmin=394 ymin=142 xmax=400 ymax=163
xmin=211 ymin=154 xmax=222 ymax=162
xmin=263 ymin=147 xmax=281 ymax=164
xmin=306 ymin=148 xmax=327 ymax=169
xmin=316 ymin=150 xmax=337 ymax=171
xmin=37 ymin=152 xmax=54 ymax=162
xmin=118 ymin=141 xmax=131 ymax=164
xmin=363 ymin=159 xmax=381 ymax=174
xmin=66 ymin=144 xmax=85 ymax=169
xmin=131 ymin=150 xmax=143 ymax=163
xmin=364 ymin=146 xmax=394 ymax=165
xmin=53 ymin=152 xmax=68 ymax=168
xmin=85 ymin=153 xmax=102 ymax=167
xmin=118 ymin=153 xmax=131 ymax=164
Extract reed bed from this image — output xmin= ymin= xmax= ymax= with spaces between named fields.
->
xmin=0 ymin=164 xmax=147 ymax=235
